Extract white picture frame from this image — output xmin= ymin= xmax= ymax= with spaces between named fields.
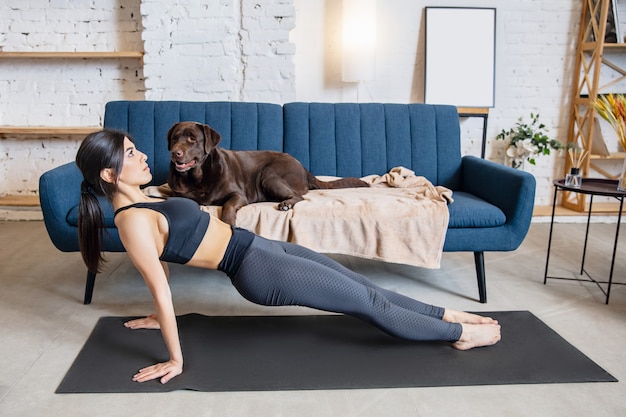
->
xmin=424 ymin=7 xmax=496 ymax=108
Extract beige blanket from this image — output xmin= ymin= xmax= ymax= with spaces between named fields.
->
xmin=145 ymin=167 xmax=452 ymax=268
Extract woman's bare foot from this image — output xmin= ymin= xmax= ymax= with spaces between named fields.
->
xmin=452 ymin=323 xmax=501 ymax=350
xmin=443 ymin=309 xmax=498 ymax=325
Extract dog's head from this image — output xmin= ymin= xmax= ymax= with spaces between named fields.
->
xmin=166 ymin=122 xmax=222 ymax=173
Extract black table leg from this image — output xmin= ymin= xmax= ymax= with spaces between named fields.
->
xmin=544 ymin=185 xmax=558 ymax=284
xmin=605 ymin=196 xmax=624 ymax=304
xmin=580 ymin=194 xmax=594 ymax=274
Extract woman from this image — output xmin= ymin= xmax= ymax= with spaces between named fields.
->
xmin=76 ymin=129 xmax=501 ymax=385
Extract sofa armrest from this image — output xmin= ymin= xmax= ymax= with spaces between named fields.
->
xmin=39 ymin=162 xmax=83 ymax=252
xmin=461 ymin=155 xmax=536 ymax=243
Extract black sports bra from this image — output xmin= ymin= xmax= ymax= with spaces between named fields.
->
xmin=114 ymin=197 xmax=210 ymax=264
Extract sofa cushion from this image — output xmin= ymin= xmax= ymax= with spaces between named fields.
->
xmin=66 ymin=191 xmax=506 ymax=230
xmin=447 ymin=191 xmax=506 ymax=228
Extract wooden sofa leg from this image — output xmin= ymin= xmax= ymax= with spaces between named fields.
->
xmin=474 ymin=251 xmax=487 ymax=303
xmin=84 ymin=269 xmax=96 ymax=305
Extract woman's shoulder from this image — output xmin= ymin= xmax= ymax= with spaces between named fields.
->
xmin=115 ymin=206 xmax=166 ymax=254
xmin=114 ymin=201 xmax=164 ymax=228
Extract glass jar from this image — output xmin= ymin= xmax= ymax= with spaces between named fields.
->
xmin=565 ymin=167 xmax=582 ymax=188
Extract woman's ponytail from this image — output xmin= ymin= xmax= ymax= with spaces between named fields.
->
xmin=75 ymin=129 xmax=128 ymax=274
xmin=78 ymin=180 xmax=105 ymax=273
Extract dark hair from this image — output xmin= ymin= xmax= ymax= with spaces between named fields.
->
xmin=76 ymin=129 xmax=131 ymax=274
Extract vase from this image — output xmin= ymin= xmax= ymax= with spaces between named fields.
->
xmin=619 ymin=157 xmax=626 ymax=192
xmin=565 ymin=167 xmax=582 ymax=188
xmin=504 ymin=154 xmax=524 ymax=170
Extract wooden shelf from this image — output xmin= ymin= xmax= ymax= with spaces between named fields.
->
xmin=0 ymin=51 xmax=143 ymax=59
xmin=581 ymin=42 xmax=626 ymax=51
xmin=0 ymin=126 xmax=100 ymax=135
xmin=590 ymin=151 xmax=626 ymax=159
xmin=533 ymin=202 xmax=623 ymax=216
xmin=599 ymin=43 xmax=626 ymax=50
xmin=0 ymin=195 xmax=40 ymax=207
xmin=457 ymin=107 xmax=489 ymax=115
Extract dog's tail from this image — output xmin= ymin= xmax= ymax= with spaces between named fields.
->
xmin=308 ymin=173 xmax=370 ymax=190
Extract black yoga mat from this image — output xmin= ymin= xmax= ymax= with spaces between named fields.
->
xmin=56 ymin=311 xmax=616 ymax=393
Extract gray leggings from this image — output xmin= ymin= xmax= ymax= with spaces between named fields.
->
xmin=228 ymin=236 xmax=462 ymax=342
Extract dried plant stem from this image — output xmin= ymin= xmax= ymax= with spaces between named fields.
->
xmin=568 ymin=148 xmax=588 ymax=169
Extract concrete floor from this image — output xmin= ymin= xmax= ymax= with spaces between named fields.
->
xmin=0 ymin=220 xmax=624 ymax=417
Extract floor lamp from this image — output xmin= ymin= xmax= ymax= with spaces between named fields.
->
xmin=342 ymin=0 xmax=376 ymax=100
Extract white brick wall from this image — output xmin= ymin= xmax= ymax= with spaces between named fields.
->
xmin=2 ymin=0 xmax=624 ymax=209
xmin=140 ymin=0 xmax=295 ymax=102
xmin=0 ymin=0 xmax=145 ymax=196
xmin=0 ymin=0 xmax=296 ymax=196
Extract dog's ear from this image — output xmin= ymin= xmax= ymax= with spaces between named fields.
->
xmin=166 ymin=123 xmax=178 ymax=151
xmin=200 ymin=123 xmax=221 ymax=153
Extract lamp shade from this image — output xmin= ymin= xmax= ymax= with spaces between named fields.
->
xmin=342 ymin=0 xmax=376 ymax=82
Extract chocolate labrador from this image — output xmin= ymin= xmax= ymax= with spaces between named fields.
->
xmin=166 ymin=121 xmax=369 ymax=224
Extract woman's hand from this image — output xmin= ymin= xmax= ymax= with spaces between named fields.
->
xmin=132 ymin=360 xmax=183 ymax=384
xmin=124 ymin=314 xmax=160 ymax=329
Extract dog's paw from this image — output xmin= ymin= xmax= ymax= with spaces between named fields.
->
xmin=277 ymin=201 xmax=294 ymax=211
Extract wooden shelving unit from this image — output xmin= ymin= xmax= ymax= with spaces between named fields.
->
xmin=564 ymin=0 xmax=626 ymax=212
xmin=0 ymin=50 xmax=142 ymax=138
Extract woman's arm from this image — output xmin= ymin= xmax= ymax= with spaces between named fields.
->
xmin=124 ymin=261 xmax=170 ymax=330
xmin=117 ymin=211 xmax=183 ymax=384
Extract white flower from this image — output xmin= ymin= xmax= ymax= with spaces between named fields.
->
xmin=506 ymin=144 xmax=530 ymax=168
xmin=521 ymin=139 xmax=539 ymax=155
xmin=506 ymin=145 xmax=520 ymax=158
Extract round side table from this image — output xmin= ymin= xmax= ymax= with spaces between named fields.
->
xmin=543 ymin=178 xmax=626 ymax=304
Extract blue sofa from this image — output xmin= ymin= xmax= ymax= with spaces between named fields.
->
xmin=39 ymin=101 xmax=536 ymax=304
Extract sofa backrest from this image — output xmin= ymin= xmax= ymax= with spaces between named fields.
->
xmin=103 ymin=101 xmax=462 ymax=189
xmin=104 ymin=101 xmax=284 ymax=186
xmin=283 ymin=103 xmax=462 ymax=189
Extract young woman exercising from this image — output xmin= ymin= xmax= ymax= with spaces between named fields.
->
xmin=76 ymin=129 xmax=501 ymax=384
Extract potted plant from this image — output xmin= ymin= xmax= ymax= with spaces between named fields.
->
xmin=496 ymin=113 xmax=563 ymax=169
